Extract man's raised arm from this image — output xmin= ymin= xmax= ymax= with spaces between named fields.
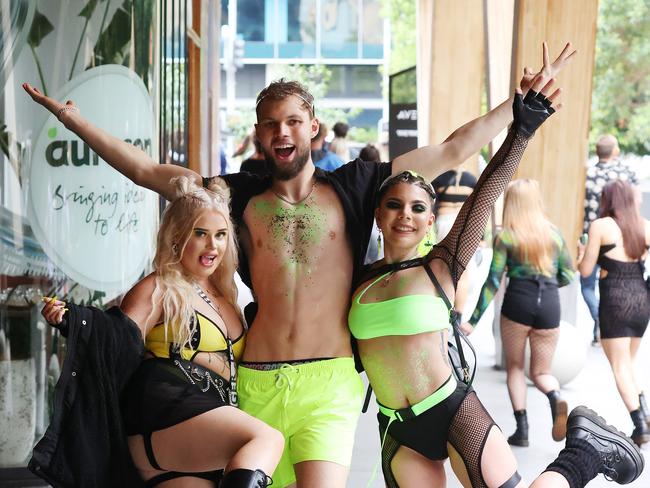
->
xmin=392 ymin=42 xmax=576 ymax=181
xmin=23 ymin=83 xmax=200 ymax=201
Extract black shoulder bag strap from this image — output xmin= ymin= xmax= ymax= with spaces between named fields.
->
xmin=422 ymin=265 xmax=475 ymax=386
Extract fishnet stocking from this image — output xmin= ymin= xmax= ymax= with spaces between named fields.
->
xmin=529 ymin=327 xmax=559 ymax=378
xmin=447 ymin=392 xmax=496 ymax=488
xmin=500 ymin=317 xmax=530 ymax=369
xmin=380 ymin=429 xmax=402 ymax=488
xmin=428 ymin=129 xmax=529 ymax=287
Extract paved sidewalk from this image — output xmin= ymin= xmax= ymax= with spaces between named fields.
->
xmin=349 ymin=314 xmax=650 ymax=487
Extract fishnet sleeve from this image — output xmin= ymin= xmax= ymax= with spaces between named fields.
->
xmin=428 ymin=127 xmax=530 ymax=288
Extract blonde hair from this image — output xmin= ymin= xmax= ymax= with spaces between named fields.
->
xmin=502 ymin=179 xmax=555 ymax=276
xmin=152 ymin=176 xmax=239 ymax=349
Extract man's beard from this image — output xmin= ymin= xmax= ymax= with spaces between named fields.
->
xmin=264 ymin=145 xmax=311 ymax=181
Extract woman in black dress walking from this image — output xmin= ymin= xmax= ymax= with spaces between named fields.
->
xmin=578 ymin=180 xmax=650 ymax=446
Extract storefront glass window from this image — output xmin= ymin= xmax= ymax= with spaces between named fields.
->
xmin=321 ymin=0 xmax=358 ymax=58
xmin=281 ymin=0 xmax=317 ymax=58
xmin=238 ymin=0 xmax=274 ymax=58
xmin=0 ymin=0 xmax=158 ymax=477
xmin=361 ymin=0 xmax=384 ymax=58
xmin=326 ymin=65 xmax=382 ymax=98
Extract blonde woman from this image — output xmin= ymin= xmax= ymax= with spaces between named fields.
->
xmin=41 ymin=177 xmax=283 ymax=487
xmin=465 ymin=179 xmax=574 ymax=447
xmin=577 ymin=180 xmax=650 ymax=446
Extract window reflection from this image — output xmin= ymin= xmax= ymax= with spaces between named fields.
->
xmin=362 ymin=0 xmax=383 ymax=57
xmin=237 ymin=0 xmax=273 ymax=57
xmin=327 ymin=66 xmax=382 ymax=98
xmin=1 ymin=0 xmax=157 ymax=476
xmin=238 ymin=0 xmax=264 ymax=41
xmin=321 ymin=0 xmax=358 ymax=58
xmin=281 ymin=0 xmax=316 ymax=58
xmin=222 ymin=0 xmax=383 ymax=61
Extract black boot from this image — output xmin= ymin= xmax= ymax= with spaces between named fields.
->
xmin=639 ymin=392 xmax=650 ymax=429
xmin=220 ymin=469 xmax=272 ymax=488
xmin=508 ymin=410 xmax=529 ymax=447
xmin=558 ymin=406 xmax=644 ymax=485
xmin=547 ymin=390 xmax=568 ymax=441
xmin=630 ymin=408 xmax=650 ymax=447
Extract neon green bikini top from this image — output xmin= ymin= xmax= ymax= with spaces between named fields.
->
xmin=348 ymin=272 xmax=450 ymax=340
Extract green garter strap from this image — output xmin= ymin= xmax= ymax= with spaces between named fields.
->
xmin=377 ymin=375 xmax=458 ymax=421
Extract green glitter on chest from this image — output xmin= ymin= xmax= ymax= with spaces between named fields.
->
xmin=251 ymin=198 xmax=327 ymax=265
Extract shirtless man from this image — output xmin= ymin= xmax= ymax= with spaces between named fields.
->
xmin=23 ymin=42 xmax=575 ymax=488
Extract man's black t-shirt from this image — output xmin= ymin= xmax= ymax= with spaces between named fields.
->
xmin=240 ymin=157 xmax=272 ymax=178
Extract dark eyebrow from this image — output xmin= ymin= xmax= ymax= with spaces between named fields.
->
xmin=194 ymin=227 xmax=228 ymax=233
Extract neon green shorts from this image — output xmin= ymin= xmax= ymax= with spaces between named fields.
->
xmin=237 ymin=357 xmax=364 ymax=487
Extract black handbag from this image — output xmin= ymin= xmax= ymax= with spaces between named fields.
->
xmin=359 ymin=257 xmax=476 ymax=413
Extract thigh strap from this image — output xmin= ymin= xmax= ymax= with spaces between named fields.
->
xmin=143 ymin=432 xmax=162 ymax=470
xmin=499 ymin=470 xmax=522 ymax=488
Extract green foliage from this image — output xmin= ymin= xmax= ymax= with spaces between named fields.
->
xmin=380 ymin=0 xmax=416 ymax=75
xmin=390 ymin=67 xmax=416 ymax=103
xmin=226 ymin=108 xmax=256 ymax=148
xmin=161 ymin=60 xmax=187 ymax=134
xmin=27 ymin=9 xmax=54 ymax=48
xmin=281 ymin=64 xmax=331 ymax=100
xmin=77 ymin=0 xmax=155 ymax=87
xmin=28 ymin=8 xmax=55 ymax=94
xmin=278 ymin=64 xmax=360 ymax=127
xmin=93 ymin=1 xmax=133 ymax=67
xmin=349 ymin=126 xmax=378 ymax=144
xmin=591 ymin=0 xmax=650 ymax=154
xmin=0 ymin=124 xmax=9 ymax=160
xmin=78 ymin=0 xmax=102 ymax=20
xmin=133 ymin=0 xmax=155 ymax=87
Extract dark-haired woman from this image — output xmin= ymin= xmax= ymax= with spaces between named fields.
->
xmin=348 ymin=82 xmax=644 ymax=487
xmin=577 ymin=179 xmax=650 ymax=447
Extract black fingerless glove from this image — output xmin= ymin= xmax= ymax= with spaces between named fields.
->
xmin=512 ymin=90 xmax=556 ymax=138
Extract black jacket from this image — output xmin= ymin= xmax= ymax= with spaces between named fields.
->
xmin=29 ymin=304 xmax=144 ymax=487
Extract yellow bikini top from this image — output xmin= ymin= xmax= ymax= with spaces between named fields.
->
xmin=145 ymin=310 xmax=246 ymax=362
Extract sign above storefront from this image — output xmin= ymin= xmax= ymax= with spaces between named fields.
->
xmin=26 ymin=65 xmax=158 ymax=297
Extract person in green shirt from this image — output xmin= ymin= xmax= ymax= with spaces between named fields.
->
xmin=465 ymin=179 xmax=574 ymax=448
